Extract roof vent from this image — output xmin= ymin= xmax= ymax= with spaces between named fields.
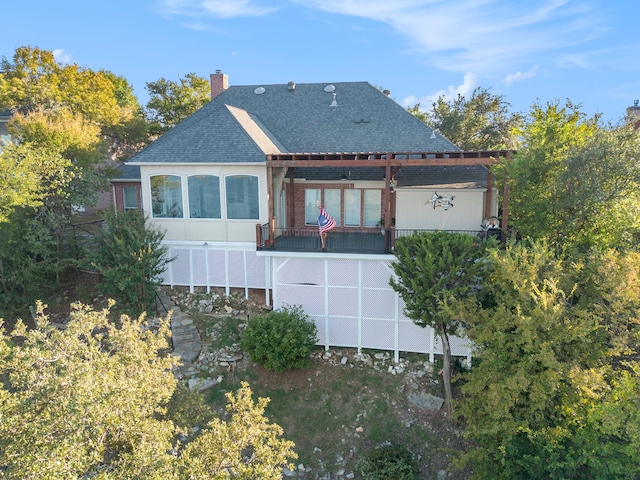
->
xmin=254 ymin=86 xmax=266 ymax=95
xmin=324 ymin=84 xmax=336 ymax=93
xmin=287 ymin=81 xmax=296 ymax=91
xmin=635 ymin=100 xmax=639 ymax=107
xmin=383 ymin=89 xmax=390 ymax=97
xmin=330 ymin=92 xmax=338 ymax=107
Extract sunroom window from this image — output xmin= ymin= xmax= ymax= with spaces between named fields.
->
xmin=225 ymin=175 xmax=259 ymax=219
xmin=151 ymin=175 xmax=183 ymax=218
xmin=188 ymin=175 xmax=221 ymax=218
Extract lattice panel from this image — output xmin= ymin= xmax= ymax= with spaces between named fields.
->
xmin=191 ymin=249 xmax=207 ymax=285
xmin=277 ymin=257 xmax=326 ymax=286
xmin=361 ymin=288 xmax=397 ymax=320
xmin=328 ymin=286 xmax=358 ymax=317
xmin=245 ymin=251 xmax=266 ymax=288
xmin=397 ymin=320 xmax=431 ymax=353
xmin=361 ymin=318 xmax=395 ymax=350
xmin=328 ymin=316 xmax=358 ymax=347
xmin=227 ymin=250 xmax=247 ymax=287
xmin=207 ymin=249 xmax=227 ymax=285
xmin=449 ymin=335 xmax=472 ymax=357
xmin=275 ymin=284 xmax=325 ymax=315
xmin=309 ymin=315 xmax=327 ymax=345
xmin=362 ymin=260 xmax=394 ymax=288
xmin=327 ymin=258 xmax=359 ymax=287
xmin=170 ymin=249 xmax=191 ymax=285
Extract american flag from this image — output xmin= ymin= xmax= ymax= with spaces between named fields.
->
xmin=318 ymin=206 xmax=336 ymax=234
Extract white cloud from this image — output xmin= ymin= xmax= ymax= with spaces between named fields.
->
xmin=504 ymin=65 xmax=539 ymax=86
xmin=402 ymin=72 xmax=478 ymax=110
xmin=291 ymin=0 xmax=604 ymax=74
xmin=52 ymin=49 xmax=72 ymax=65
xmin=157 ymin=0 xmax=280 ymax=18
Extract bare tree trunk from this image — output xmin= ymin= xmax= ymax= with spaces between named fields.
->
xmin=438 ymin=321 xmax=453 ymax=417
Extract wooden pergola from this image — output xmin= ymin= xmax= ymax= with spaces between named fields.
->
xmin=265 ymin=149 xmax=514 ymax=243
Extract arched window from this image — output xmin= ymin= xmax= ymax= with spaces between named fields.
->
xmin=150 ymin=175 xmax=183 ymax=218
xmin=188 ymin=175 xmax=221 ymax=218
xmin=225 ymin=175 xmax=259 ymax=219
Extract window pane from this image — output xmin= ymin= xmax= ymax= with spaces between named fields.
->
xmin=151 ymin=175 xmax=183 ymax=218
xmin=123 ymin=186 xmax=139 ymax=211
xmin=188 ymin=175 xmax=220 ymax=218
xmin=344 ymin=189 xmax=361 ymax=226
xmin=324 ymin=189 xmax=341 ymax=226
xmin=305 ymin=189 xmax=321 ymax=225
xmin=226 ymin=175 xmax=259 ymax=219
xmin=364 ymin=189 xmax=382 ymax=227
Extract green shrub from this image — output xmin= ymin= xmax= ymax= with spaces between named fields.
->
xmin=241 ymin=305 xmax=317 ymax=372
xmin=90 ymin=210 xmax=172 ymax=316
xmin=356 ymin=442 xmax=418 ymax=480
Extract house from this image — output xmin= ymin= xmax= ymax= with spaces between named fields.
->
xmin=122 ymin=72 xmax=511 ymax=362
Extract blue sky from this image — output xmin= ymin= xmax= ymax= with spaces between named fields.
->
xmin=3 ymin=0 xmax=639 ymax=123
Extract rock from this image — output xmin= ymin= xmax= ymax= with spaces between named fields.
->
xmin=282 ymin=467 xmax=297 ymax=477
xmin=346 ymin=472 xmax=355 ymax=479
xmin=188 ymin=377 xmax=219 ymax=393
xmin=407 ymin=391 xmax=445 ymax=411
xmin=224 ymin=305 xmax=233 ymax=313
xmin=437 ymin=469 xmax=448 ymax=480
xmin=341 ymin=356 xmax=348 ymax=365
xmin=374 ymin=352 xmax=385 ymax=360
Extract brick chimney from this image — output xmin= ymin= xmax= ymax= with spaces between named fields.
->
xmin=210 ymin=70 xmax=228 ymax=99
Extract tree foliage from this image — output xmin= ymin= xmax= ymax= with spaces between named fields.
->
xmin=409 ymin=87 xmax=520 ymax=150
xmin=494 ymin=100 xmax=640 ymax=252
xmin=145 ymin=73 xmax=210 ymax=136
xmin=90 ymin=210 xmax=172 ymax=316
xmin=457 ymin=241 xmax=640 ymax=479
xmin=0 ymin=46 xmax=149 ymax=317
xmin=242 ymin=305 xmax=318 ymax=372
xmin=0 ymin=302 xmax=179 ymax=479
xmin=179 ymin=382 xmax=297 ymax=479
xmin=0 ymin=304 xmax=297 ymax=479
xmin=390 ymin=231 xmax=494 ymax=414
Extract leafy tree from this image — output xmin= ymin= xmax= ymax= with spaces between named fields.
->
xmin=242 ymin=305 xmax=318 ymax=372
xmin=0 ymin=46 xmax=123 ymax=125
xmin=457 ymin=241 xmax=640 ymax=479
xmin=145 ymin=73 xmax=210 ymax=136
xmin=496 ymin=100 xmax=618 ymax=251
xmin=90 ymin=210 xmax=172 ymax=316
xmin=390 ymin=231 xmax=493 ymax=414
xmin=0 ymin=46 xmax=148 ymax=314
xmin=409 ymin=87 xmax=521 ymax=150
xmin=0 ymin=302 xmax=179 ymax=479
xmin=0 ymin=303 xmax=297 ymax=479
xmin=0 ymin=143 xmax=45 ymax=223
xmin=178 ymin=382 xmax=297 ymax=479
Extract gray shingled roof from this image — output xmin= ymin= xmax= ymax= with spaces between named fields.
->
xmin=128 ymin=81 xmax=457 ymax=165
xmin=112 ymin=163 xmax=141 ymax=181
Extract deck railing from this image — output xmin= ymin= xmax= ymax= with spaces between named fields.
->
xmin=257 ymin=224 xmax=500 ymax=254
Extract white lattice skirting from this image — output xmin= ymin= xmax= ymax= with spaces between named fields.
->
xmin=160 ymin=242 xmax=473 ymax=364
